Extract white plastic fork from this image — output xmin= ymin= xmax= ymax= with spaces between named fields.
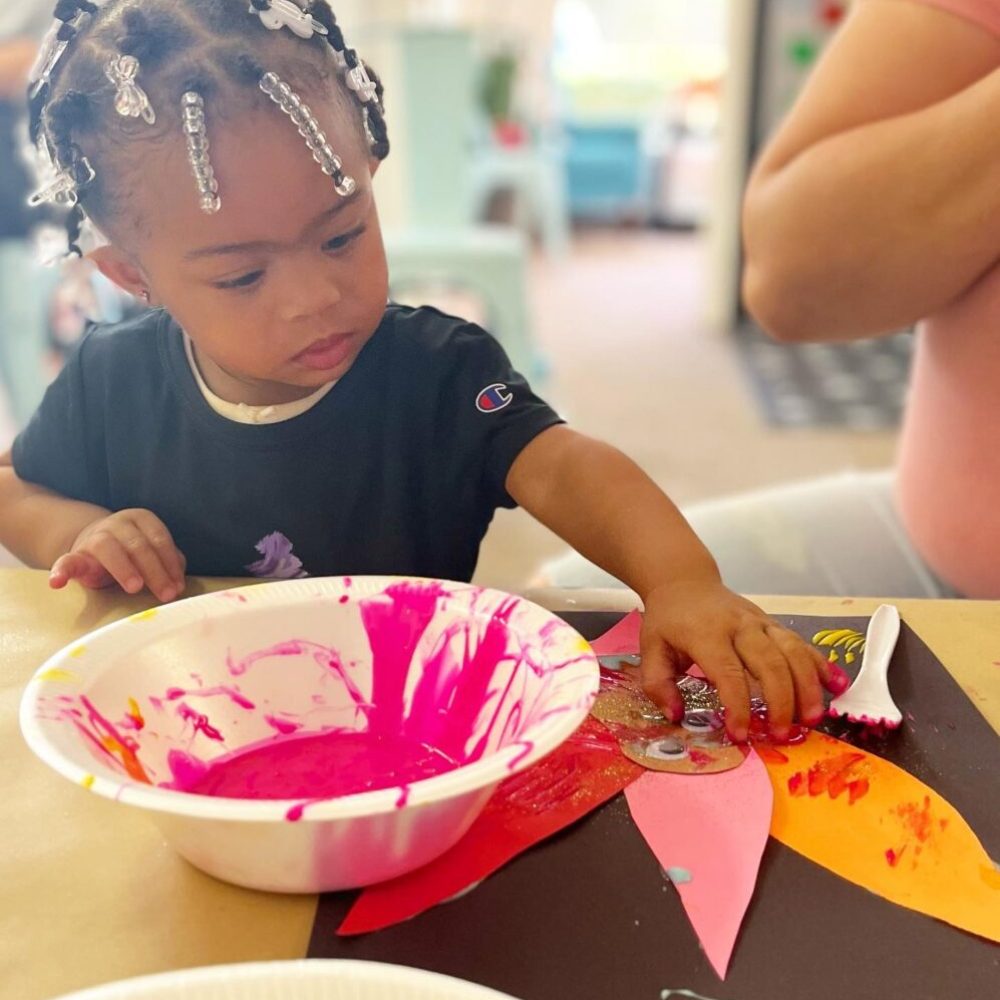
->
xmin=828 ymin=603 xmax=903 ymax=728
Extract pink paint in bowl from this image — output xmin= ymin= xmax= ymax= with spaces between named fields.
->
xmin=20 ymin=577 xmax=598 ymax=893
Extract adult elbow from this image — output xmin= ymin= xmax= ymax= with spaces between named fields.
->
xmin=741 ymin=260 xmax=822 ymax=343
xmin=741 ymin=179 xmax=836 ymax=342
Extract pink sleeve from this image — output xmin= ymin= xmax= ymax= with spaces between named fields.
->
xmin=900 ymin=0 xmax=1000 ymax=37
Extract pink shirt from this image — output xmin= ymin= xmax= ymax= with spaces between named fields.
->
xmin=895 ymin=0 xmax=1000 ymax=596
xmin=904 ymin=0 xmax=1000 ymax=34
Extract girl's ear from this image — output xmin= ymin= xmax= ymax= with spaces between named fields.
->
xmin=89 ymin=245 xmax=155 ymax=304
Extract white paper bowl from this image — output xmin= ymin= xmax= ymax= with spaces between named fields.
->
xmin=21 ymin=577 xmax=597 ymax=893
xmin=52 ymin=960 xmax=520 ymax=999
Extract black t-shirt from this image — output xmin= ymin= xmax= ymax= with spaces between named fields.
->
xmin=12 ymin=304 xmax=563 ymax=581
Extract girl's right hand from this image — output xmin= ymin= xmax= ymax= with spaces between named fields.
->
xmin=49 ymin=509 xmax=187 ymax=603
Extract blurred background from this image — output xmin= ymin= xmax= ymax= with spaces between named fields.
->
xmin=0 ymin=0 xmax=905 ymax=588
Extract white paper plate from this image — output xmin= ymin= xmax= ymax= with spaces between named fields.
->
xmin=53 ymin=960 xmax=521 ymax=1000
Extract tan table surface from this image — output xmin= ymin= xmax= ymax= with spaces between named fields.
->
xmin=2 ymin=571 xmax=998 ymax=999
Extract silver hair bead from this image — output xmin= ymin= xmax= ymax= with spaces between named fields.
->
xmin=28 ymin=155 xmax=95 ymax=209
xmin=28 ymin=171 xmax=78 ymax=209
xmin=250 ymin=0 xmax=329 ymax=41
xmin=29 ymin=36 xmax=69 ymax=100
xmin=345 ymin=63 xmax=378 ymax=104
xmin=182 ymin=92 xmax=221 ymax=215
xmin=258 ymin=70 xmax=357 ymax=198
xmin=106 ymin=55 xmax=157 ymax=126
xmin=28 ymin=3 xmax=98 ymax=101
xmin=334 ymin=175 xmax=357 ymax=198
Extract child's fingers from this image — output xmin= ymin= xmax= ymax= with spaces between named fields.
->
xmin=84 ymin=531 xmax=146 ymax=595
xmin=766 ymin=625 xmax=825 ymax=725
xmin=49 ymin=552 xmax=112 ymax=591
xmin=688 ymin=638 xmax=752 ymax=742
xmin=733 ymin=627 xmax=796 ymax=739
xmin=48 ymin=557 xmax=73 ymax=590
xmin=110 ymin=521 xmax=180 ymax=602
xmin=793 ymin=638 xmax=850 ymax=696
xmin=639 ymin=631 xmax=684 ymax=723
xmin=807 ymin=641 xmax=835 ymax=687
xmin=821 ymin=650 xmax=851 ymax=695
xmin=131 ymin=510 xmax=186 ymax=592
xmin=791 ymin=635 xmax=847 ymax=693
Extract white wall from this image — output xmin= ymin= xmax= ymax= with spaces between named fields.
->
xmin=705 ymin=0 xmax=757 ymax=334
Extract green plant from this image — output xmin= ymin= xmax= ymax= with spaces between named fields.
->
xmin=479 ymin=51 xmax=519 ymax=123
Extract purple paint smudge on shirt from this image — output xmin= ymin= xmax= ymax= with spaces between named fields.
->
xmin=246 ymin=532 xmax=308 ymax=580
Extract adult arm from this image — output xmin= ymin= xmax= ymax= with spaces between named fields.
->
xmin=743 ymin=0 xmax=1000 ymax=341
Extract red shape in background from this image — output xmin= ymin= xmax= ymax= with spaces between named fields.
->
xmin=820 ymin=1 xmax=846 ymax=26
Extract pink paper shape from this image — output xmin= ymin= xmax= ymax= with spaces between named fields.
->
xmin=591 ymin=610 xmax=706 ymax=679
xmin=590 ymin=609 xmax=643 ymax=655
xmin=624 ymin=749 xmax=773 ymax=979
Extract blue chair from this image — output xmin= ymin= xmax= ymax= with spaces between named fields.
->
xmin=564 ymin=121 xmax=652 ymax=222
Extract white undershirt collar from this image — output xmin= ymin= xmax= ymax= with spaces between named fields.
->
xmin=183 ymin=334 xmax=336 ymax=425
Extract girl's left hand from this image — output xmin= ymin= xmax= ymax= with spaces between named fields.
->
xmin=639 ymin=580 xmax=850 ymax=743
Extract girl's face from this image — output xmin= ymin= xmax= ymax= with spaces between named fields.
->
xmin=94 ymin=96 xmax=389 ymax=406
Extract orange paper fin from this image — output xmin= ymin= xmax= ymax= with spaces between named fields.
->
xmin=762 ymin=732 xmax=1000 ymax=942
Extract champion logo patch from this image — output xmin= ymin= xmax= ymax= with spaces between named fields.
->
xmin=476 ymin=383 xmax=513 ymax=413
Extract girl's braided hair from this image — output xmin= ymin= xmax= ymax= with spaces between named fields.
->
xmin=28 ymin=0 xmax=390 ymax=255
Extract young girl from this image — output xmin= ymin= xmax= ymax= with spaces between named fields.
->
xmin=0 ymin=0 xmax=846 ymax=742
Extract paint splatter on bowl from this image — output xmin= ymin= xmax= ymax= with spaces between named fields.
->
xmin=20 ymin=577 xmax=598 ymax=893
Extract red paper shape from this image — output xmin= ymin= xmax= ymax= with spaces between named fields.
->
xmin=339 ymin=717 xmax=643 ymax=935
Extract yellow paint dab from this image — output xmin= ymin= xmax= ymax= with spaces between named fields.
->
xmin=130 ymin=608 xmax=158 ymax=623
xmin=126 ymin=697 xmax=145 ymax=729
xmin=81 ymin=775 xmax=95 ymax=789
xmin=69 ymin=645 xmax=87 ymax=658
xmin=36 ymin=668 xmax=77 ymax=683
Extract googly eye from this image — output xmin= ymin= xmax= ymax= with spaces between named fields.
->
xmin=644 ymin=737 xmax=688 ymax=762
xmin=597 ymin=654 xmax=641 ymax=671
xmin=682 ymin=711 xmax=723 ymax=734
xmin=639 ymin=708 xmax=668 ymax=722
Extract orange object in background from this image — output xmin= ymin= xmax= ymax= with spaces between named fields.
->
xmin=761 ymin=731 xmax=1000 ymax=942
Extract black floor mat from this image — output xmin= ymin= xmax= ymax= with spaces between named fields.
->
xmin=734 ymin=322 xmax=914 ymax=428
